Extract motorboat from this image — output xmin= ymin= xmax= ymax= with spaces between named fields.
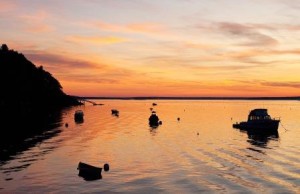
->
xmin=149 ymin=111 xmax=161 ymax=127
xmin=74 ymin=110 xmax=84 ymax=122
xmin=233 ymin=109 xmax=280 ymax=133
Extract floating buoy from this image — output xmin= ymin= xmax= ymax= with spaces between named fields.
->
xmin=65 ymin=123 xmax=69 ymax=128
xmin=111 ymin=109 xmax=119 ymax=117
xmin=177 ymin=117 xmax=180 ymax=121
xmin=104 ymin=163 xmax=109 ymax=172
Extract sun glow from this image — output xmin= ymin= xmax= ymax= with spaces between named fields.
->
xmin=1 ymin=0 xmax=300 ymax=97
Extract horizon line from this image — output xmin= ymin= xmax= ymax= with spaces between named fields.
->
xmin=73 ymin=96 xmax=300 ymax=100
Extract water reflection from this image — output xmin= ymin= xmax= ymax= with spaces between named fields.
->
xmin=236 ymin=128 xmax=279 ymax=149
xmin=247 ymin=131 xmax=279 ymax=148
xmin=1 ymin=100 xmax=299 ymax=193
xmin=75 ymin=119 xmax=84 ymax=124
xmin=149 ymin=126 xmax=158 ymax=136
xmin=0 ymin=109 xmax=64 ymax=173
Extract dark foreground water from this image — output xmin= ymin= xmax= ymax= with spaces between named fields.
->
xmin=0 ymin=100 xmax=299 ymax=193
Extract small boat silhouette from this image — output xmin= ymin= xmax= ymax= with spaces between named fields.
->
xmin=74 ymin=110 xmax=84 ymax=122
xmin=77 ymin=162 xmax=109 ymax=181
xmin=111 ymin=109 xmax=119 ymax=116
xmin=233 ymin=109 xmax=280 ymax=133
xmin=149 ymin=111 xmax=161 ymax=127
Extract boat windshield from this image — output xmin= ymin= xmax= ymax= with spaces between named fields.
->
xmin=248 ymin=115 xmax=271 ymax=120
xmin=248 ymin=109 xmax=271 ymax=121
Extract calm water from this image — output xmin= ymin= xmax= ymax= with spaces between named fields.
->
xmin=0 ymin=100 xmax=300 ymax=193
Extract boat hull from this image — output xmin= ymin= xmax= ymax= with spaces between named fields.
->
xmin=233 ymin=120 xmax=280 ymax=134
xmin=77 ymin=162 xmax=102 ymax=180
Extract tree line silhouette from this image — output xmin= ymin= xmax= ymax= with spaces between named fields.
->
xmin=0 ymin=43 xmax=80 ymax=109
xmin=0 ymin=44 xmax=81 ymax=136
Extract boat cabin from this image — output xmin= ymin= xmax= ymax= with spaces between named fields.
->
xmin=248 ymin=109 xmax=271 ymax=121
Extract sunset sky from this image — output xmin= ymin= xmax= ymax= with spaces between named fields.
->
xmin=1 ymin=0 xmax=300 ymax=97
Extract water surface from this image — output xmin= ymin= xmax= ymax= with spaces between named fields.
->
xmin=0 ymin=100 xmax=299 ymax=193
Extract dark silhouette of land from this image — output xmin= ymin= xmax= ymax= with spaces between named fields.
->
xmin=0 ymin=44 xmax=80 ymax=110
xmin=80 ymin=96 xmax=300 ymax=100
xmin=0 ymin=44 xmax=81 ymax=141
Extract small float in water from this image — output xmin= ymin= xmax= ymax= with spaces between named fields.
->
xmin=233 ymin=109 xmax=280 ymax=133
xmin=74 ymin=110 xmax=84 ymax=122
xmin=111 ymin=109 xmax=119 ymax=116
xmin=77 ymin=162 xmax=109 ymax=181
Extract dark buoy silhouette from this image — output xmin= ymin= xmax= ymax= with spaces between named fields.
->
xmin=104 ymin=163 xmax=109 ymax=172
xmin=149 ymin=111 xmax=160 ymax=127
xmin=177 ymin=117 xmax=180 ymax=121
xmin=197 ymin=132 xmax=199 ymax=135
xmin=65 ymin=123 xmax=69 ymax=127
xmin=111 ymin=109 xmax=119 ymax=115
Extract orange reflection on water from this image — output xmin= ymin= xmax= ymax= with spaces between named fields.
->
xmin=1 ymin=100 xmax=300 ymax=193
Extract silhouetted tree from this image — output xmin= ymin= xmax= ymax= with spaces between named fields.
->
xmin=1 ymin=44 xmax=8 ymax=51
xmin=0 ymin=43 xmax=81 ymax=116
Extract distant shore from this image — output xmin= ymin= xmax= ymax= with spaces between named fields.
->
xmin=78 ymin=96 xmax=300 ymax=100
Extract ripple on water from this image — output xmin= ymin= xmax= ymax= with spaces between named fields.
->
xmin=1 ymin=100 xmax=300 ymax=193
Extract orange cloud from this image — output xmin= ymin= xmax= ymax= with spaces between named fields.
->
xmin=66 ymin=35 xmax=128 ymax=45
xmin=94 ymin=21 xmax=168 ymax=36
xmin=24 ymin=51 xmax=148 ymax=92
xmin=237 ymin=80 xmax=300 ymax=89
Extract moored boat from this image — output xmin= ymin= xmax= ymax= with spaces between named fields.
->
xmin=74 ymin=110 xmax=84 ymax=122
xmin=111 ymin=109 xmax=119 ymax=116
xmin=233 ymin=109 xmax=280 ymax=133
xmin=149 ymin=111 xmax=161 ymax=127
xmin=77 ymin=162 xmax=110 ymax=181
xmin=77 ymin=162 xmax=102 ymax=180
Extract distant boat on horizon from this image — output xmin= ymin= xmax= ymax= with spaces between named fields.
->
xmin=233 ymin=109 xmax=280 ymax=133
xmin=111 ymin=109 xmax=119 ymax=116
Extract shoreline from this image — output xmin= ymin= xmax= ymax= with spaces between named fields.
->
xmin=77 ymin=96 xmax=300 ymax=101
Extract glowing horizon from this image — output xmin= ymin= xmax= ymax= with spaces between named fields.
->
xmin=1 ymin=0 xmax=300 ymax=97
